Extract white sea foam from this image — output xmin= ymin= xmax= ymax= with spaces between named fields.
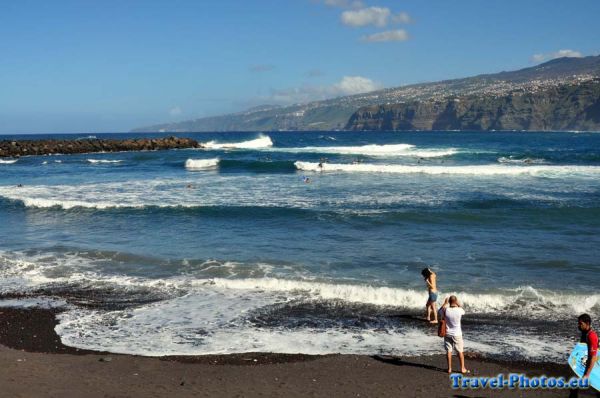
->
xmin=269 ymin=144 xmax=457 ymax=158
xmin=208 ymin=277 xmax=599 ymax=316
xmin=43 ymin=160 xmax=63 ymax=165
xmin=295 ymin=161 xmax=600 ymax=176
xmin=1 ymin=249 xmax=595 ymax=320
xmin=0 ymin=168 xmax=595 ymax=210
xmin=87 ymin=159 xmax=123 ymax=164
xmin=0 ymin=177 xmax=320 ymax=209
xmin=203 ymin=135 xmax=273 ymax=149
xmin=498 ymin=156 xmax=547 ymax=164
xmin=0 ymin=297 xmax=68 ymax=309
xmin=0 ymin=250 xmax=591 ymax=360
xmin=185 ymin=158 xmax=220 ymax=170
xmin=0 ymin=159 xmax=18 ymax=164
xmin=53 ymin=275 xmax=584 ymax=360
xmin=55 ymin=306 xmax=571 ymax=360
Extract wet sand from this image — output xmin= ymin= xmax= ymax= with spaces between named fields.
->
xmin=0 ymin=307 xmax=596 ymax=397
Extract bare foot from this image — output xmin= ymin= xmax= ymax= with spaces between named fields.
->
xmin=447 ymin=369 xmax=452 ymax=374
xmin=429 ymin=320 xmax=438 ymax=324
xmin=461 ymin=369 xmax=470 ymax=374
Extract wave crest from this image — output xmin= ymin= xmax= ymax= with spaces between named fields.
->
xmin=87 ymin=159 xmax=123 ymax=164
xmin=209 ymin=278 xmax=599 ymax=317
xmin=498 ymin=156 xmax=547 ymax=164
xmin=294 ymin=161 xmax=600 ymax=176
xmin=273 ymin=144 xmax=457 ymax=158
xmin=185 ymin=158 xmax=219 ymax=170
xmin=203 ymin=135 xmax=273 ymax=149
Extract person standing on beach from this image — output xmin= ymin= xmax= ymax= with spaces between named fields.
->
xmin=440 ymin=295 xmax=469 ymax=374
xmin=421 ymin=268 xmax=438 ymax=324
xmin=578 ymin=313 xmax=598 ymax=379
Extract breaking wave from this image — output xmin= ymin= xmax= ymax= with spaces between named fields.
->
xmin=0 ymin=249 xmax=594 ymax=360
xmin=0 ymin=249 xmax=596 ymax=321
xmin=209 ymin=278 xmax=599 ymax=318
xmin=271 ymin=144 xmax=457 ymax=158
xmin=87 ymin=159 xmax=123 ymax=164
xmin=295 ymin=161 xmax=600 ymax=176
xmin=498 ymin=156 xmax=547 ymax=164
xmin=202 ymin=135 xmax=273 ymax=149
xmin=185 ymin=158 xmax=220 ymax=170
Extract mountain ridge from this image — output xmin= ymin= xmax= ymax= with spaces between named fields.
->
xmin=132 ymin=55 xmax=600 ymax=132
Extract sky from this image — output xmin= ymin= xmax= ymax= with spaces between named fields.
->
xmin=0 ymin=0 xmax=599 ymax=134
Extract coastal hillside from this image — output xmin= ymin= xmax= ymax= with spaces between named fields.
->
xmin=133 ymin=55 xmax=600 ymax=132
xmin=346 ymin=78 xmax=600 ymax=131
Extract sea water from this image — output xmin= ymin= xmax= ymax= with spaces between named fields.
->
xmin=0 ymin=131 xmax=598 ymax=362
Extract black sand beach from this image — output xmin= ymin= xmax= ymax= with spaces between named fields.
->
xmin=0 ymin=306 xmax=596 ymax=397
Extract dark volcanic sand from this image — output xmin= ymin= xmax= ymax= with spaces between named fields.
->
xmin=0 ymin=306 xmax=596 ymax=397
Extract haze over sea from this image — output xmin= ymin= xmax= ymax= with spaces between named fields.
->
xmin=0 ymin=131 xmax=599 ymax=363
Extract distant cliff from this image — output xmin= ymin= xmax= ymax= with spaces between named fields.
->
xmin=345 ymin=79 xmax=600 ymax=131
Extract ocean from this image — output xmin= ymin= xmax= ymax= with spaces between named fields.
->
xmin=0 ymin=131 xmax=599 ymax=363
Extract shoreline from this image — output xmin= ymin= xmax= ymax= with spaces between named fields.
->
xmin=0 ymin=305 xmax=594 ymax=397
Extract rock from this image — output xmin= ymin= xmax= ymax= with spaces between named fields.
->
xmin=0 ymin=137 xmax=203 ymax=158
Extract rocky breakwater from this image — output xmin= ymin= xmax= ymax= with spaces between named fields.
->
xmin=0 ymin=136 xmax=202 ymax=158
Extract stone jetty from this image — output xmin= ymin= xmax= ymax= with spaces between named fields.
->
xmin=0 ymin=136 xmax=202 ymax=158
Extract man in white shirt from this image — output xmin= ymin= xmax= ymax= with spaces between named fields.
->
xmin=440 ymin=295 xmax=469 ymax=374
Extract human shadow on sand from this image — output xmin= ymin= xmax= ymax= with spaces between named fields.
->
xmin=372 ymin=354 xmax=447 ymax=373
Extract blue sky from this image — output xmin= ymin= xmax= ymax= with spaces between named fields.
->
xmin=0 ymin=0 xmax=598 ymax=134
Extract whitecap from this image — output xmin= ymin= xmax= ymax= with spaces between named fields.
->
xmin=87 ymin=159 xmax=123 ymax=164
xmin=202 ymin=134 xmax=273 ymax=149
xmin=185 ymin=158 xmax=219 ymax=171
xmin=498 ymin=156 xmax=547 ymax=164
xmin=295 ymin=161 xmax=600 ymax=177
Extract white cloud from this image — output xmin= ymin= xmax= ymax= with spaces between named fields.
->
xmin=531 ymin=49 xmax=583 ymax=63
xmin=262 ymin=75 xmax=383 ymax=105
xmin=552 ymin=49 xmax=583 ymax=58
xmin=169 ymin=107 xmax=182 ymax=116
xmin=341 ymin=7 xmax=391 ymax=27
xmin=333 ymin=76 xmax=382 ymax=95
xmin=361 ymin=29 xmax=409 ymax=43
xmin=392 ymin=12 xmax=412 ymax=24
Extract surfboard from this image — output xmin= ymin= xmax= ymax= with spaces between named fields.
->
xmin=568 ymin=342 xmax=600 ymax=391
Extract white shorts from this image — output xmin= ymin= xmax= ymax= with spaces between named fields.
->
xmin=444 ymin=335 xmax=464 ymax=353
